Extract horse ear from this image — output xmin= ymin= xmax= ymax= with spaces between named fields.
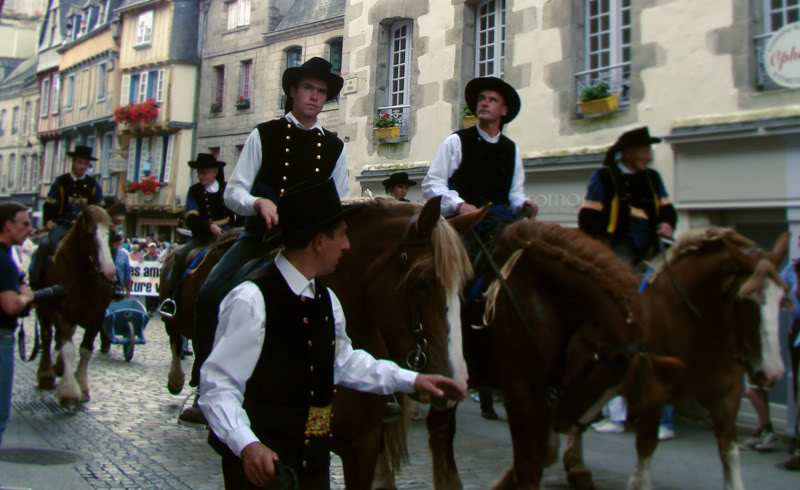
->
xmin=447 ymin=205 xmax=489 ymax=236
xmin=413 ymin=195 xmax=442 ymax=237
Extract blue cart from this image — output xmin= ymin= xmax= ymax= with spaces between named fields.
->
xmin=104 ymin=298 xmax=149 ymax=362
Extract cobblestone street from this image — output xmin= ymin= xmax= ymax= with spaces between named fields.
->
xmin=4 ymin=311 xmax=800 ymax=489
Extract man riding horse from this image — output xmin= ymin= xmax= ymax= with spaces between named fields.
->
xmin=421 ymin=76 xmax=537 ymax=419
xmin=159 ymin=153 xmax=236 ymax=318
xmin=29 ymin=145 xmax=104 ymax=290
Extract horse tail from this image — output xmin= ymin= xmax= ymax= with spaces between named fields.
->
xmin=382 ymin=394 xmax=411 ymax=473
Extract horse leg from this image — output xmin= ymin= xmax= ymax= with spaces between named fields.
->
xmin=709 ymin=393 xmax=746 ymax=490
xmin=55 ymin=324 xmax=81 ymax=409
xmin=563 ymin=427 xmax=594 ymax=490
xmin=626 ymin=407 xmax=661 ymax=490
xmin=340 ymin=424 xmax=383 ymax=490
xmin=76 ymin=326 xmax=101 ymax=403
xmin=166 ymin=321 xmax=186 ymax=395
xmin=36 ymin=315 xmax=56 ymax=390
xmin=492 ymin=385 xmax=550 ymax=490
xmin=426 ymin=405 xmax=463 ymax=490
xmin=373 ymin=449 xmax=397 ymax=490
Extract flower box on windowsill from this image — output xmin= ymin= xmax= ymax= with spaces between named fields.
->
xmin=374 ymin=127 xmax=401 ymax=140
xmin=578 ymin=94 xmax=620 ymax=115
xmin=462 ymin=115 xmax=478 ymax=128
xmin=210 ymin=102 xmax=222 ymax=114
xmin=235 ymin=99 xmax=250 ymax=110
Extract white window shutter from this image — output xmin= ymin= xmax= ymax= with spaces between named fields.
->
xmin=152 ymin=135 xmax=163 ymax=181
xmin=127 ymin=139 xmax=137 ymax=181
xmin=121 ymin=74 xmax=130 ymax=106
xmin=139 ymin=72 xmax=147 ymax=103
xmin=244 ymin=0 xmax=251 ymax=25
xmin=157 ymin=69 xmax=165 ymax=103
xmin=162 ymin=134 xmax=174 ymax=183
xmin=227 ymin=2 xmax=237 ymax=29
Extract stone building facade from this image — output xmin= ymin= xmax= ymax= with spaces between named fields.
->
xmin=196 ymin=0 xmax=345 ymax=184
xmin=341 ymin=0 xmax=800 ymax=423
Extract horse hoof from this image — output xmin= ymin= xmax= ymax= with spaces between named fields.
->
xmin=81 ymin=391 xmax=90 ymax=403
xmin=38 ymin=377 xmax=56 ymax=390
xmin=60 ymin=396 xmax=80 ymax=410
xmin=167 ymin=383 xmax=183 ymax=396
xmin=567 ymin=466 xmax=595 ymax=490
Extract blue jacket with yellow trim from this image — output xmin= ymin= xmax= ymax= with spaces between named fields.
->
xmin=578 ymin=167 xmax=676 ymax=250
xmin=43 ymin=173 xmax=103 ymax=225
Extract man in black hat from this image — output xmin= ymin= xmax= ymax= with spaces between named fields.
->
xmin=578 ymin=126 xmax=677 ymax=437
xmin=159 ymin=154 xmax=236 ymax=318
xmin=382 ymin=172 xmax=416 ymax=202
xmin=422 ymin=77 xmax=536 ymax=419
xmin=198 ymin=179 xmax=466 ymax=489
xmin=29 ymin=144 xmax=104 ymax=288
xmin=578 ymin=126 xmax=677 ymax=268
xmin=182 ymin=57 xmax=350 ymax=424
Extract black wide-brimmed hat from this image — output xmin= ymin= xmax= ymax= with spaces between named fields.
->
xmin=66 ymin=145 xmax=98 ymax=161
xmin=382 ymin=172 xmax=417 ymax=190
xmin=282 ymin=57 xmax=344 ymax=104
xmin=465 ymin=77 xmax=521 ymax=125
xmin=269 ymin=178 xmax=356 ymax=243
xmin=188 ymin=153 xmax=226 ymax=169
xmin=603 ymin=126 xmax=662 ymax=166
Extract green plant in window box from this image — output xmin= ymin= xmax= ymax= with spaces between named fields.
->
xmin=461 ymin=104 xmax=478 ymax=128
xmin=578 ymin=81 xmax=619 ymax=115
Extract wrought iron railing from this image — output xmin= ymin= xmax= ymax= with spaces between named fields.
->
xmin=575 ymin=62 xmax=632 ymax=113
xmin=376 ymin=104 xmax=410 ymax=139
xmin=753 ymin=32 xmax=783 ymax=91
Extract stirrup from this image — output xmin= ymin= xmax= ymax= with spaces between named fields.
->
xmin=159 ymin=298 xmax=177 ymax=319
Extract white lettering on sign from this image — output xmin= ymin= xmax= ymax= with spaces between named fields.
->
xmin=765 ymin=22 xmax=800 ymax=88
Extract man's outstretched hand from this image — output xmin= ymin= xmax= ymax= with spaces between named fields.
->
xmin=241 ymin=442 xmax=279 ymax=488
xmin=414 ymin=374 xmax=467 ymax=402
xmin=254 ymin=198 xmax=279 ymax=230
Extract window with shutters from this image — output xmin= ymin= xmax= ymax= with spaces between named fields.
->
xmin=51 ymin=76 xmax=60 ymax=115
xmin=41 ymin=79 xmax=50 ymax=117
xmin=97 ymin=63 xmax=107 ymax=101
xmin=127 ymin=135 xmax=173 ymax=183
xmin=475 ymin=0 xmax=505 ymax=78
xmin=755 ymin=0 xmax=800 ymax=89
xmin=0 ymin=110 xmax=5 ymax=136
xmin=11 ymin=107 xmax=19 ymax=135
xmin=7 ymin=154 xmax=15 ymax=190
xmin=327 ymin=38 xmax=343 ymax=75
xmin=375 ymin=19 xmax=412 ymax=140
xmin=22 ymin=102 xmax=30 ymax=135
xmin=20 ymin=155 xmax=28 ymax=190
xmin=65 ymin=74 xmax=75 ymax=110
xmin=280 ymin=48 xmax=301 ymax=109
xmin=30 ymin=154 xmax=38 ymax=190
xmin=123 ymin=70 xmax=164 ymax=105
xmin=134 ymin=10 xmax=154 ymax=47
xmin=227 ymin=0 xmax=251 ymax=30
xmin=214 ymin=65 xmax=225 ymax=105
xmin=239 ymin=60 xmax=253 ymax=100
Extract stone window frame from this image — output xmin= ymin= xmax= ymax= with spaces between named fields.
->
xmin=226 ymin=0 xmax=251 ymax=31
xmin=475 ymin=0 xmax=506 ymax=78
xmin=280 ymin=46 xmax=302 ymax=111
xmin=371 ymin=18 xmax=414 ymax=143
xmin=325 ymin=37 xmax=344 ymax=105
xmin=751 ymin=0 xmax=800 ymax=90
xmin=134 ymin=10 xmax=154 ymax=48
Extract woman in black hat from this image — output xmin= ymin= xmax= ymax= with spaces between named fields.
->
xmin=186 ymin=57 xmax=350 ymax=411
xmin=29 ymin=145 xmax=104 ymax=288
xmin=382 ymin=172 xmax=416 ymax=202
xmin=197 ymin=179 xmax=466 ymax=490
xmin=160 ymin=154 xmax=236 ymax=318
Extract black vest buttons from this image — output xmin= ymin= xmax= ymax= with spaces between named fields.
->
xmin=285 ymin=162 xmax=289 ymax=166
xmin=310 ymin=365 xmax=314 ymax=372
xmin=303 ymin=317 xmax=309 ymax=324
xmin=302 ymin=460 xmax=308 ymax=469
xmin=304 ymin=439 xmax=310 ymax=446
xmin=287 ymin=124 xmax=292 ymax=128
xmin=285 ymin=148 xmax=290 ymax=152
xmin=315 ymin=168 xmax=320 ymax=173
xmin=286 ymin=135 xmax=290 ymax=140
xmin=283 ymin=176 xmax=288 ymax=181
xmin=308 ymin=340 xmax=312 ymax=347
xmin=316 ymin=155 xmax=321 ymax=160
xmin=310 ymin=390 xmax=314 ymax=397
xmin=317 ymin=142 xmax=322 ymax=147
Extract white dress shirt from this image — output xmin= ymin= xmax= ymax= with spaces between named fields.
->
xmin=224 ymin=112 xmax=350 ymax=217
xmin=198 ymin=252 xmax=418 ymax=457
xmin=421 ymin=125 xmax=527 ymax=217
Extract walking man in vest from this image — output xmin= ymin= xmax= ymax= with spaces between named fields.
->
xmin=182 ymin=57 xmax=349 ymax=424
xmin=29 ymin=145 xmax=103 ymax=288
xmin=198 ymin=179 xmax=466 ymax=489
xmin=422 ymin=77 xmax=536 ymax=420
xmin=578 ymin=126 xmax=678 ymax=440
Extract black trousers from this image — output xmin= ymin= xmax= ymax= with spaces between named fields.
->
xmin=221 ymin=453 xmax=330 ymax=490
xmin=190 ymin=235 xmax=268 ymax=387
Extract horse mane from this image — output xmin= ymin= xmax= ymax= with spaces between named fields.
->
xmin=56 ymin=205 xmax=113 ymax=256
xmin=649 ymin=226 xmax=755 ymax=284
xmin=341 ymin=198 xmax=472 ymax=298
xmin=485 ymin=221 xmax=641 ymax=327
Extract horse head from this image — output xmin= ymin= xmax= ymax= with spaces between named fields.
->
xmin=328 ymin=197 xmax=477 ymax=407
xmin=71 ymin=203 xmax=117 ymax=284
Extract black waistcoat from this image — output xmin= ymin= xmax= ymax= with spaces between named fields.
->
xmin=185 ymin=182 xmax=232 ymax=240
xmin=240 ymin=263 xmax=336 ymax=474
xmin=246 ymin=118 xmax=344 ymax=232
xmin=447 ymin=126 xmax=516 ymax=208
xmin=44 ymin=174 xmax=101 ymax=224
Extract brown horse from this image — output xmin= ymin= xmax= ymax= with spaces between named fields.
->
xmin=416 ymin=220 xmax=683 ymax=490
xmin=562 ymin=227 xmax=789 ymax=490
xmin=34 ymin=204 xmax=117 ymax=408
xmin=159 ymin=196 xmax=484 ymax=488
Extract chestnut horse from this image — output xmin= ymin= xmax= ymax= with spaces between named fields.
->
xmin=158 ymin=197 xmax=484 ymax=488
xmin=34 ymin=205 xmax=117 ymax=408
xmin=562 ymin=227 xmax=789 ymax=490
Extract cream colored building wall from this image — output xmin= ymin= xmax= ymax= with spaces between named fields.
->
xmin=0 ymin=20 xmax=39 ymax=60
xmin=59 ymin=30 xmax=115 ymax=69
xmin=119 ymin=2 xmax=172 ymax=70
xmin=169 ymin=64 xmax=198 ymax=123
